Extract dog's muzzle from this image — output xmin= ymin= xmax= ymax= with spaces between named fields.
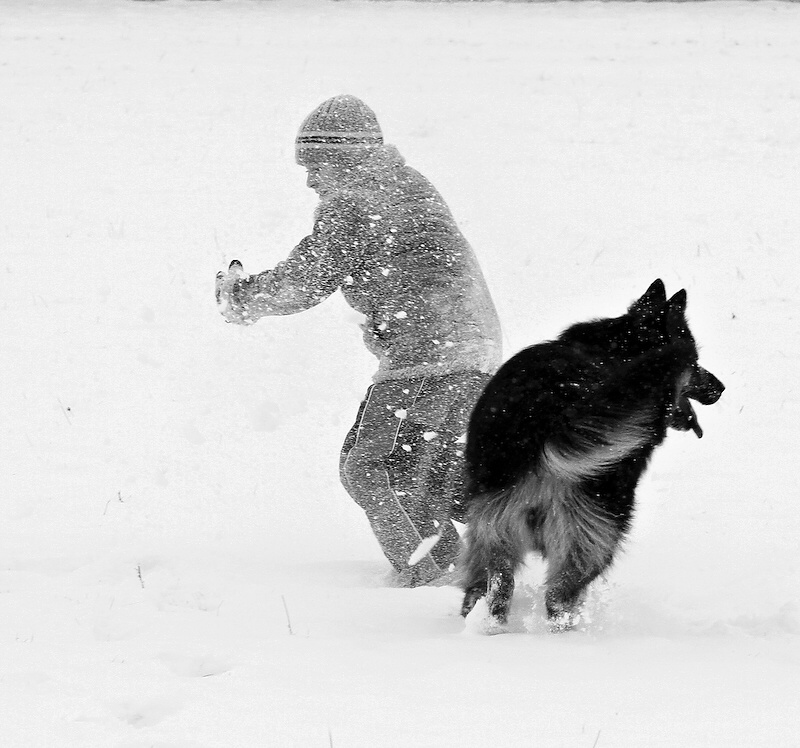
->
xmin=672 ymin=365 xmax=725 ymax=438
xmin=684 ymin=365 xmax=725 ymax=406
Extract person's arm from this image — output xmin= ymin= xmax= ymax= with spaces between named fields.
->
xmin=217 ymin=200 xmax=361 ymax=325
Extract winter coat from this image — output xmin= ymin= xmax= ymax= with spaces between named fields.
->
xmin=227 ymin=144 xmax=502 ymax=383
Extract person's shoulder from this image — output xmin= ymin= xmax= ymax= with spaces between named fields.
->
xmin=396 ymin=162 xmax=451 ymax=210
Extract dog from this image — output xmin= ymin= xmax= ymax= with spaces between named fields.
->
xmin=459 ymin=280 xmax=724 ymax=631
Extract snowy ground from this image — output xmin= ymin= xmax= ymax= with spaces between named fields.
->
xmin=2 ymin=0 xmax=799 ymax=745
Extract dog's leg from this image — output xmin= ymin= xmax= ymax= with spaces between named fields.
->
xmin=459 ymin=483 xmax=534 ymax=626
xmin=484 ymin=564 xmax=515 ymax=623
xmin=460 ymin=580 xmax=488 ymax=618
xmin=544 ymin=553 xmax=613 ymax=631
xmin=459 ymin=510 xmax=521 ymax=624
xmin=461 ymin=558 xmax=515 ymax=623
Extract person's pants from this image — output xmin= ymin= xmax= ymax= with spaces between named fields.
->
xmin=339 ymin=371 xmax=490 ymax=585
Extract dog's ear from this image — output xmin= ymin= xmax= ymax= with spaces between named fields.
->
xmin=666 ymin=290 xmax=688 ymax=338
xmin=668 ymin=289 xmax=687 ymax=314
xmin=629 ymin=279 xmax=667 ymax=314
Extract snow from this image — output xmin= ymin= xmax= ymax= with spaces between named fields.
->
xmin=1 ymin=0 xmax=799 ymax=745
xmin=406 ymin=534 xmax=442 ymax=567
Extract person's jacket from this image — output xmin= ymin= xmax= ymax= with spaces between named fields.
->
xmin=227 ymin=145 xmax=502 ymax=382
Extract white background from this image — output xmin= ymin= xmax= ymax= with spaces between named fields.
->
xmin=1 ymin=0 xmax=798 ymax=745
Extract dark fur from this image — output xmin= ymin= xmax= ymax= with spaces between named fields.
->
xmin=459 ymin=280 xmax=724 ymax=631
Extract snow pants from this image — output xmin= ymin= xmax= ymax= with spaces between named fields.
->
xmin=339 ymin=371 xmax=490 ymax=586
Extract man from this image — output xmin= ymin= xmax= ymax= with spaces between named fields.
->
xmin=216 ymin=95 xmax=501 ymax=586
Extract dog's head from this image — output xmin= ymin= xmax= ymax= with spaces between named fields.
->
xmin=631 ymin=280 xmax=725 ymax=438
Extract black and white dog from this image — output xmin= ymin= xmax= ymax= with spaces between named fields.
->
xmin=459 ymin=280 xmax=724 ymax=631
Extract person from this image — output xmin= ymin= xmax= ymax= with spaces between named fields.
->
xmin=216 ymin=95 xmax=501 ymax=586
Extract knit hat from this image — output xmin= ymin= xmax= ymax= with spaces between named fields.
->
xmin=295 ymin=95 xmax=384 ymax=167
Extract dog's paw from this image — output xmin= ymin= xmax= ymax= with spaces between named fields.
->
xmin=462 ymin=597 xmax=508 ymax=635
xmin=548 ymin=609 xmax=581 ymax=633
xmin=460 ymin=586 xmax=485 ymax=618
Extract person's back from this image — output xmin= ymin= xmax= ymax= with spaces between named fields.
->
xmin=315 ymin=143 xmax=501 ymax=383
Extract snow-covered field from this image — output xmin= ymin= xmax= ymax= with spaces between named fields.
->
xmin=2 ymin=0 xmax=799 ymax=745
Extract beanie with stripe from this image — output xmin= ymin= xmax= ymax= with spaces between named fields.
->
xmin=295 ymin=95 xmax=384 ymax=167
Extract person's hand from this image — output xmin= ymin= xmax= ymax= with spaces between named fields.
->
xmin=215 ymin=260 xmax=246 ymax=323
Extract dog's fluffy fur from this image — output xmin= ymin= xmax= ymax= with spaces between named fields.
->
xmin=459 ymin=280 xmax=725 ymax=631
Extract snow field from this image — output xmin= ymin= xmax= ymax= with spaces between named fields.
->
xmin=1 ymin=0 xmax=799 ymax=745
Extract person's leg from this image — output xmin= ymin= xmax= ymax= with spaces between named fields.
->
xmin=428 ymin=372 xmax=491 ymax=524
xmin=339 ymin=396 xmax=367 ymax=496
xmin=339 ymin=379 xmax=443 ymax=585
xmin=386 ymin=372 xmax=492 ymax=571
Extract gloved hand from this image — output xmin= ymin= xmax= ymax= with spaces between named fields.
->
xmin=215 ymin=260 xmax=247 ymax=323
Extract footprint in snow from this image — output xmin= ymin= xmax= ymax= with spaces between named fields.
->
xmin=159 ymin=652 xmax=233 ymax=678
xmin=111 ymin=695 xmax=183 ymax=728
